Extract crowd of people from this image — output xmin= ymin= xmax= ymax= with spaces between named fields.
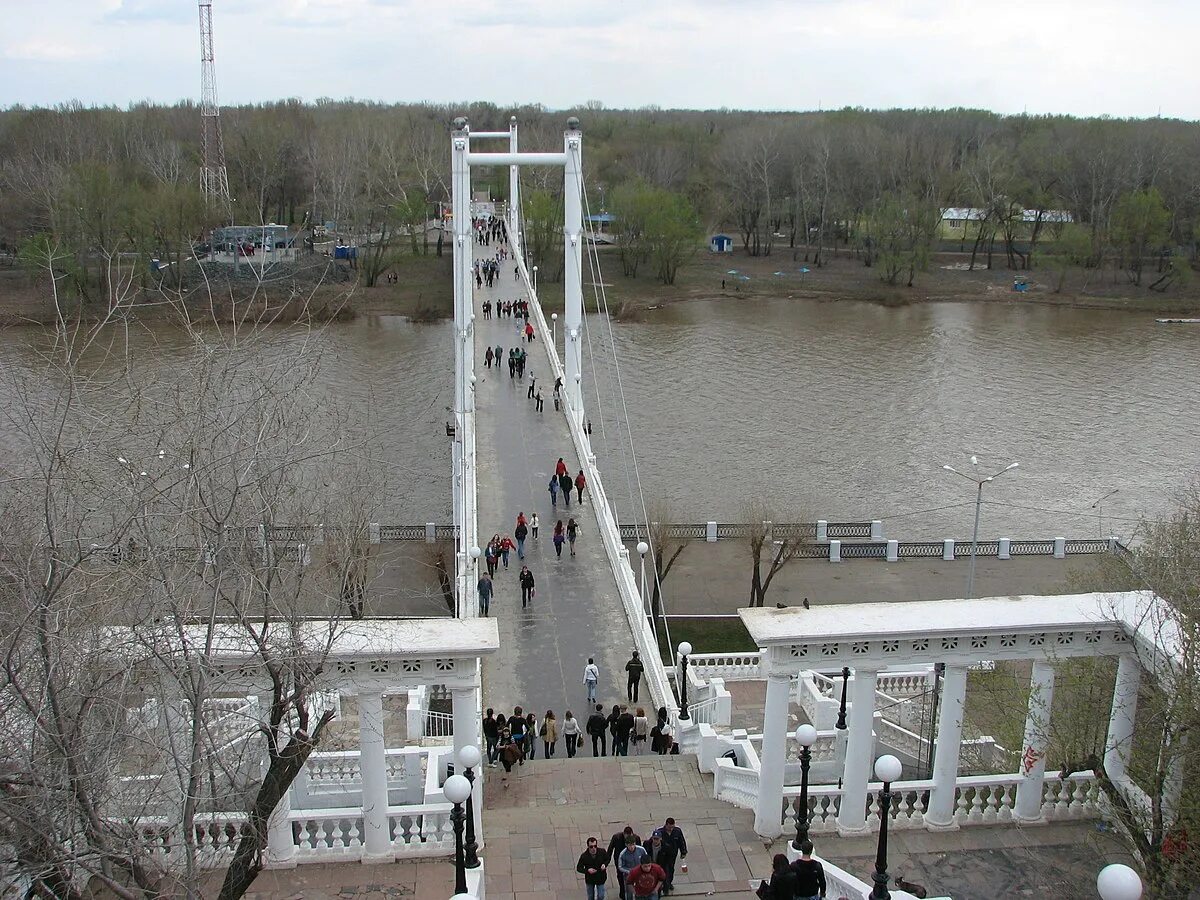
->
xmin=576 ymin=819 xmax=689 ymax=900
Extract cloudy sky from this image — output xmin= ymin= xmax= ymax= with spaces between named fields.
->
xmin=1 ymin=0 xmax=1195 ymax=118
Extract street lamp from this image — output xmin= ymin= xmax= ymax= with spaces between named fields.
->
xmin=1096 ymin=864 xmax=1142 ymax=900
xmin=792 ymin=724 xmax=817 ymax=849
xmin=835 ymin=667 xmax=851 ymax=731
xmin=457 ymin=745 xmax=482 ymax=869
xmin=940 ymin=458 xmax=1019 ymax=598
xmin=637 ymin=541 xmax=650 ymax=617
xmin=552 ymin=312 xmax=558 ymax=344
xmin=869 ymin=755 xmax=903 ymax=900
xmin=677 ymin=641 xmax=693 ymax=720
xmin=1091 ymin=489 xmax=1119 ymax=540
xmin=444 ymin=773 xmax=472 ymax=894
xmin=532 ymin=265 xmax=538 ymax=294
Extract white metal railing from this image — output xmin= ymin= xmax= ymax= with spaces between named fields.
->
xmin=301 ymin=746 xmax=430 ymax=795
xmin=686 ymin=695 xmax=721 ymax=725
xmin=516 ymin=252 xmax=675 ymax=717
xmin=687 ymin=652 xmax=762 ymax=681
xmin=424 ymin=710 xmax=454 ymax=739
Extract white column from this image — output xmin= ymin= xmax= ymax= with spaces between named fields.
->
xmin=1015 ymin=661 xmax=1055 ymax=823
xmin=1104 ymin=653 xmax=1140 ymax=783
xmin=452 ymin=684 xmax=483 ymax=842
xmin=563 ymin=121 xmax=584 ymax=421
xmin=258 ymin=692 xmax=298 ymax=868
xmin=509 ymin=117 xmax=520 ymax=245
xmin=837 ymin=668 xmax=878 ymax=834
xmin=358 ymin=692 xmax=393 ymax=861
xmin=925 ymin=665 xmax=967 ymax=829
xmin=161 ymin=694 xmax=188 ymax=837
xmin=753 ymin=671 xmax=792 ymax=837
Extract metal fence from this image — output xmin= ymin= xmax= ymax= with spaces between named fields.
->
xmin=616 ymin=521 xmax=873 ymax=542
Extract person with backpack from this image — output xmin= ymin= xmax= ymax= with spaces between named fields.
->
xmin=515 ymin=518 xmax=528 ymax=559
xmin=790 ymin=840 xmax=826 ymax=900
xmin=587 ymin=703 xmax=608 ymax=756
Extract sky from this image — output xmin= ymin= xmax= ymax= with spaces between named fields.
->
xmin=0 ymin=0 xmax=1196 ymax=119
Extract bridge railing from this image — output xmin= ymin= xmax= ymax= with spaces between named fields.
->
xmin=514 ymin=250 xmax=677 ymax=719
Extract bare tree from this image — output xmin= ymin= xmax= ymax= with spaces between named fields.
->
xmin=742 ymin=501 xmax=810 ymax=608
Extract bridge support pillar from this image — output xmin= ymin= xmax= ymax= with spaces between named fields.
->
xmin=837 ymin=668 xmax=878 ymax=835
xmin=1015 ymin=660 xmax=1055 ymax=823
xmin=925 ymin=665 xmax=967 ymax=830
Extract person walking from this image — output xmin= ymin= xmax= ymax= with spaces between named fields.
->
xmin=498 ymin=729 xmax=523 ymax=775
xmin=575 ymin=470 xmax=587 ymax=503
xmin=790 ymin=840 xmax=827 ymax=900
xmin=615 ymin=706 xmax=635 ymax=757
xmin=577 ymin=837 xmax=610 ymax=900
xmin=541 ymin=709 xmax=558 ymax=757
xmin=477 ymin=572 xmax=493 ymax=617
xmin=500 ymin=535 xmax=514 ymax=569
xmin=617 ymin=843 xmax=653 ymax=900
xmin=524 ymin=711 xmax=539 ymax=759
xmin=554 ymin=520 xmax=566 ymax=558
xmin=519 ymin=565 xmax=535 ymax=608
xmin=632 ymin=708 xmax=650 ymax=754
xmin=652 ymin=819 xmax=688 ymax=891
xmin=560 ymin=471 xmax=573 ymax=506
xmin=484 ymin=346 xmax=494 ymax=368
xmin=642 ymin=835 xmax=678 ymax=897
xmin=555 ymin=456 xmax=568 ymax=478
xmin=515 ymin=518 xmax=528 ymax=559
xmin=525 ymin=321 xmax=535 ymax=343
xmin=625 ymin=651 xmax=644 ymax=703
xmin=567 ymin=517 xmax=579 ymax=557
xmin=583 ymin=657 xmax=600 ymax=703
xmin=530 ymin=513 xmax=540 ymax=540
xmin=587 ymin=703 xmax=608 ymax=757
xmin=494 ymin=344 xmax=502 ymax=367
xmin=508 ymin=706 xmax=527 ymax=766
xmin=563 ymin=710 xmax=581 ymax=758
xmin=764 ymin=853 xmax=799 ymax=900
xmin=485 ymin=541 xmax=498 ymax=578
xmin=606 ymin=704 xmax=622 ymax=755
xmin=535 ymin=388 xmax=544 ymax=412
xmin=549 ymin=474 xmax=559 ymax=507
xmin=483 ymin=708 xmax=500 ymax=766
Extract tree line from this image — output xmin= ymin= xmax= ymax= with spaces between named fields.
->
xmin=2 ymin=100 xmax=1198 ymax=301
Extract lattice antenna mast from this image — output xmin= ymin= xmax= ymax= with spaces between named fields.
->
xmin=198 ymin=0 xmax=231 ymax=208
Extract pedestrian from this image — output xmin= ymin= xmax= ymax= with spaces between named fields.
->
xmin=508 ymin=350 xmax=516 ymax=379
xmin=556 ymin=456 xmax=568 ymax=477
xmin=577 ymin=836 xmax=610 ymax=900
xmin=567 ymin=517 xmax=579 ymax=556
xmin=626 ymin=651 xmax=644 ymax=703
xmin=632 ymin=707 xmax=649 ymax=754
xmin=584 ymin=657 xmax=600 ymax=703
xmin=607 ymin=704 xmax=622 ymax=753
xmin=643 ymin=835 xmax=678 ymax=897
xmin=554 ymin=375 xmax=563 ymax=397
xmin=498 ymin=729 xmax=521 ymax=774
xmin=477 ymin=572 xmax=493 ymax=617
xmin=494 ymin=344 xmax=502 ymax=367
xmin=762 ymin=853 xmax=798 ymax=900
xmin=535 ymin=388 xmax=544 ymax=412
xmin=520 ymin=565 xmax=535 ymax=607
xmin=560 ymin=471 xmax=573 ymax=506
xmin=652 ymin=818 xmax=688 ymax=886
xmin=575 ymin=469 xmax=587 ymax=503
xmin=530 ymin=513 xmax=540 ymax=540
xmin=524 ymin=711 xmax=538 ymax=759
xmin=515 ymin=518 xmax=528 ymax=559
xmin=541 ymin=709 xmax=558 ymax=757
xmin=617 ymin=841 xmax=653 ymax=900
xmin=616 ymin=705 xmax=635 ymax=756
xmin=563 ymin=709 xmax=581 ymax=758
xmin=587 ymin=703 xmax=608 ymax=756
xmin=485 ymin=346 xmax=494 ymax=368
xmin=483 ymin=708 xmax=500 ymax=766
xmin=528 ymin=374 xmax=536 ymax=399
xmin=525 ymin=321 xmax=535 ymax=342
xmin=789 ymin=840 xmax=826 ymax=900
xmin=508 ymin=706 xmax=527 ymax=766
xmin=554 ymin=520 xmax=566 ymax=558
xmin=500 ymin=535 xmax=513 ymax=569
xmin=549 ymin=475 xmax=559 ymax=506
xmin=485 ymin=541 xmax=497 ymax=578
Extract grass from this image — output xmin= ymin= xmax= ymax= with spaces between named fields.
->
xmin=656 ymin=616 xmax=757 ymax=656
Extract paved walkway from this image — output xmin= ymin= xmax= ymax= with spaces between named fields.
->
xmin=472 ymin=245 xmax=642 ymax=723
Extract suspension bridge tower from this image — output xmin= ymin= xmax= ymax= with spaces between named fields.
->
xmin=197 ymin=0 xmax=231 ymax=209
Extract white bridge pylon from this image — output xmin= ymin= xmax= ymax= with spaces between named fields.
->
xmin=450 ymin=116 xmax=585 ymax=618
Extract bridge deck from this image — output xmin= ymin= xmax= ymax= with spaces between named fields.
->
xmin=473 ymin=253 xmax=642 ymax=725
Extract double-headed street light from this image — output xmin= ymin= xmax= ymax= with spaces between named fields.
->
xmin=940 ymin=457 xmax=1019 ymax=598
xmin=444 ymin=773 xmax=472 ymax=895
xmin=1091 ymin=489 xmax=1119 ymax=540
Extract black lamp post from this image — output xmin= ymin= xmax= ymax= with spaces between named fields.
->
xmin=677 ymin=641 xmax=693 ymax=720
xmin=792 ymin=724 xmax=817 ymax=850
xmin=457 ymin=745 xmax=482 ymax=868
xmin=444 ymin=773 xmax=472 ymax=895
xmin=870 ymin=755 xmax=903 ymax=900
xmin=835 ymin=666 xmax=851 ymax=730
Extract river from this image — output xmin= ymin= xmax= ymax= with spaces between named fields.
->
xmin=2 ymin=297 xmax=1196 ymax=542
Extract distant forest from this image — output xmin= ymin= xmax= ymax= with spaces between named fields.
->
xmin=1 ymin=100 xmax=1197 ymax=296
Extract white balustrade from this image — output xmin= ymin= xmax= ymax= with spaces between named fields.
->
xmin=713 ymin=758 xmax=760 ymax=808
xmin=292 ymin=807 xmax=365 ymax=861
xmin=687 ymin=652 xmax=762 ymax=681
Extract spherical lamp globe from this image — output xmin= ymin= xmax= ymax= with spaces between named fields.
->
xmin=1097 ymin=864 xmax=1142 ymax=900
xmin=637 ymin=541 xmax=649 ymax=556
xmin=678 ymin=641 xmax=692 ymax=658
xmin=443 ymin=773 xmax=471 ymax=804
xmin=874 ymin=754 xmax=903 ymax=784
xmin=458 ymin=744 xmax=482 ymax=770
xmin=795 ymin=724 xmax=817 ymax=748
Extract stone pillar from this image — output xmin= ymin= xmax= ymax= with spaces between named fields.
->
xmin=452 ymin=685 xmax=483 ymax=843
xmin=998 ymin=538 xmax=1011 ymax=560
xmin=816 ymin=520 xmax=828 ymax=543
xmin=829 ymin=540 xmax=841 ymax=563
xmin=707 ymin=521 xmax=718 ymax=542
xmin=886 ymin=540 xmax=898 ymax=562
xmin=358 ymin=692 xmax=393 ymax=861
xmin=837 ymin=668 xmax=878 ymax=834
xmin=942 ymin=539 xmax=954 ymax=561
xmin=160 ymin=694 xmax=187 ymax=840
xmin=1104 ymin=653 xmax=1140 ymax=783
xmin=871 ymin=520 xmax=884 ymax=541
xmin=258 ymin=692 xmax=298 ymax=868
xmin=925 ymin=665 xmax=967 ymax=829
xmin=1015 ymin=661 xmax=1055 ymax=823
xmin=753 ymin=671 xmax=792 ymax=838
xmin=1053 ymin=536 xmax=1066 ymax=559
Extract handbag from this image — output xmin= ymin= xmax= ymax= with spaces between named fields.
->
xmin=539 ymin=722 xmax=548 ymax=737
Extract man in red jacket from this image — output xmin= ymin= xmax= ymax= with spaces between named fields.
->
xmin=626 ymin=860 xmax=667 ymax=900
